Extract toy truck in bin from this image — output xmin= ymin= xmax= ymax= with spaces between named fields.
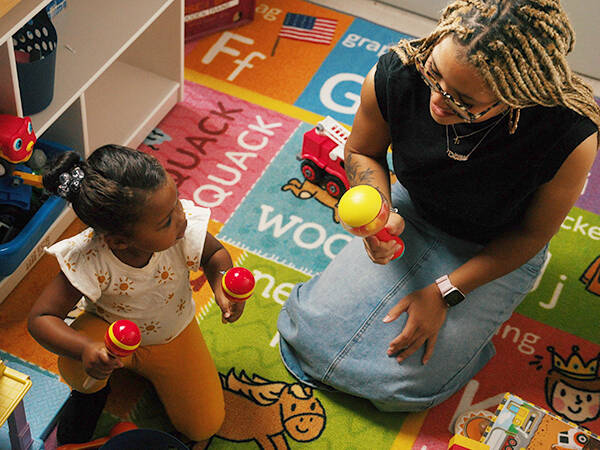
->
xmin=299 ymin=116 xmax=350 ymax=199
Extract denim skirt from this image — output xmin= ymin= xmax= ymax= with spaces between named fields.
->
xmin=277 ymin=182 xmax=548 ymax=412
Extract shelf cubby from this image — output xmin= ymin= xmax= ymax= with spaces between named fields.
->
xmin=0 ymin=0 xmax=183 ymax=302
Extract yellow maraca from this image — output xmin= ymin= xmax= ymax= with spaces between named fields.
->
xmin=338 ymin=185 xmax=405 ymax=260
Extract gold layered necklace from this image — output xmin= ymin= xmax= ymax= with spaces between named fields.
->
xmin=445 ymin=109 xmax=509 ymax=161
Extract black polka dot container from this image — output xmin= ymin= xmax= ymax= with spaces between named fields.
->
xmin=12 ymin=7 xmax=58 ymax=115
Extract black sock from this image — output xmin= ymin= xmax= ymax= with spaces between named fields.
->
xmin=56 ymin=382 xmax=111 ymax=445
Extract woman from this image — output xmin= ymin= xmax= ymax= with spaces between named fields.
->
xmin=277 ymin=0 xmax=599 ymax=412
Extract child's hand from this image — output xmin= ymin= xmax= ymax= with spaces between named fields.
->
xmin=226 ymin=298 xmax=245 ymax=323
xmin=200 ymin=236 xmax=246 ymax=323
xmin=214 ymin=290 xmax=246 ymax=324
xmin=81 ymin=340 xmax=123 ymax=380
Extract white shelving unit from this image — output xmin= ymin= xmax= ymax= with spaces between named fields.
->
xmin=0 ymin=0 xmax=184 ymax=302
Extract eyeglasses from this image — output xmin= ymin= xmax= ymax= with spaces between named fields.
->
xmin=415 ymin=55 xmax=501 ymax=123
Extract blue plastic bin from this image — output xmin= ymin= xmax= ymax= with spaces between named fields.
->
xmin=0 ymin=164 xmax=32 ymax=209
xmin=0 ymin=140 xmax=70 ymax=276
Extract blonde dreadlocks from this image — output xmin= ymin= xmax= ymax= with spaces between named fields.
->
xmin=393 ymin=0 xmax=600 ymax=135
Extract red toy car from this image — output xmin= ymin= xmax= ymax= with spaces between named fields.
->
xmin=299 ymin=116 xmax=350 ymax=199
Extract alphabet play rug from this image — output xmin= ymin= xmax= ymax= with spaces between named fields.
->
xmin=4 ymin=0 xmax=600 ymax=448
xmin=133 ymin=0 xmax=600 ymax=446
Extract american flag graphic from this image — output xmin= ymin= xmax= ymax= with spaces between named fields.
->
xmin=277 ymin=13 xmax=338 ymax=45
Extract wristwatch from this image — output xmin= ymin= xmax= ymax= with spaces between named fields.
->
xmin=435 ymin=275 xmax=466 ymax=307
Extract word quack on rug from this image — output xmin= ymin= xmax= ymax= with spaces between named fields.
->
xmin=4 ymin=0 xmax=600 ymax=448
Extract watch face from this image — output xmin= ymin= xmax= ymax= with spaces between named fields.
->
xmin=445 ymin=289 xmax=465 ymax=307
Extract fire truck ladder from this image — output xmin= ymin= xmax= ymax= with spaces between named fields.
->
xmin=316 ymin=116 xmax=349 ymax=147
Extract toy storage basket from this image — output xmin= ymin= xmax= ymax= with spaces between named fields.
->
xmin=13 ymin=8 xmax=58 ymax=115
xmin=185 ymin=0 xmax=255 ymax=41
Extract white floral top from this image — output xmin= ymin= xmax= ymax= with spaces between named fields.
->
xmin=46 ymin=200 xmax=209 ymax=345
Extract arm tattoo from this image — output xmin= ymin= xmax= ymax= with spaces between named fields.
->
xmin=345 ymin=151 xmax=384 ymax=186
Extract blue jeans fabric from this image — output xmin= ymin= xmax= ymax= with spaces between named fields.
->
xmin=277 ymin=182 xmax=548 ymax=412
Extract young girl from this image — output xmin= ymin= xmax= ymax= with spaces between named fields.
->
xmin=28 ymin=145 xmax=243 ymax=446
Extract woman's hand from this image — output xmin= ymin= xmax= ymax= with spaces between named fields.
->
xmin=363 ymin=211 xmax=405 ymax=264
xmin=383 ymin=283 xmax=447 ymax=365
xmin=81 ymin=340 xmax=123 ymax=380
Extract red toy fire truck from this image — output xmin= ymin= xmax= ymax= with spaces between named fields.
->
xmin=299 ymin=116 xmax=350 ymax=199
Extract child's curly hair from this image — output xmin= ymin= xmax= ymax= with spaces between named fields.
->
xmin=43 ymin=145 xmax=167 ymax=235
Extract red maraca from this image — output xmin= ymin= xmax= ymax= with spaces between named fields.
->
xmin=338 ymin=185 xmax=405 ymax=260
xmin=221 ymin=267 xmax=255 ymax=302
xmin=82 ymin=319 xmax=141 ymax=389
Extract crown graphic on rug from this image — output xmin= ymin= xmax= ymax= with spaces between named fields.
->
xmin=547 ymin=345 xmax=600 ymax=380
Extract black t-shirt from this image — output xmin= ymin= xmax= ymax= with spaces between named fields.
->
xmin=375 ymin=51 xmax=597 ymax=244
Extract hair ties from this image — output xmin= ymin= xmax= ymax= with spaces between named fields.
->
xmin=57 ymin=166 xmax=84 ymax=198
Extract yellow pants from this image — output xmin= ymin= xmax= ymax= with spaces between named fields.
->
xmin=58 ymin=313 xmax=225 ymax=441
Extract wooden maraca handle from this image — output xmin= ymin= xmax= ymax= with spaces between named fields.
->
xmin=82 ymin=353 xmax=117 ymax=390
xmin=82 ymin=320 xmax=140 ymax=390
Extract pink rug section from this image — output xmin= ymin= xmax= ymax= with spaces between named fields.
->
xmin=414 ymin=312 xmax=600 ymax=449
xmin=140 ymin=80 xmax=300 ymax=223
